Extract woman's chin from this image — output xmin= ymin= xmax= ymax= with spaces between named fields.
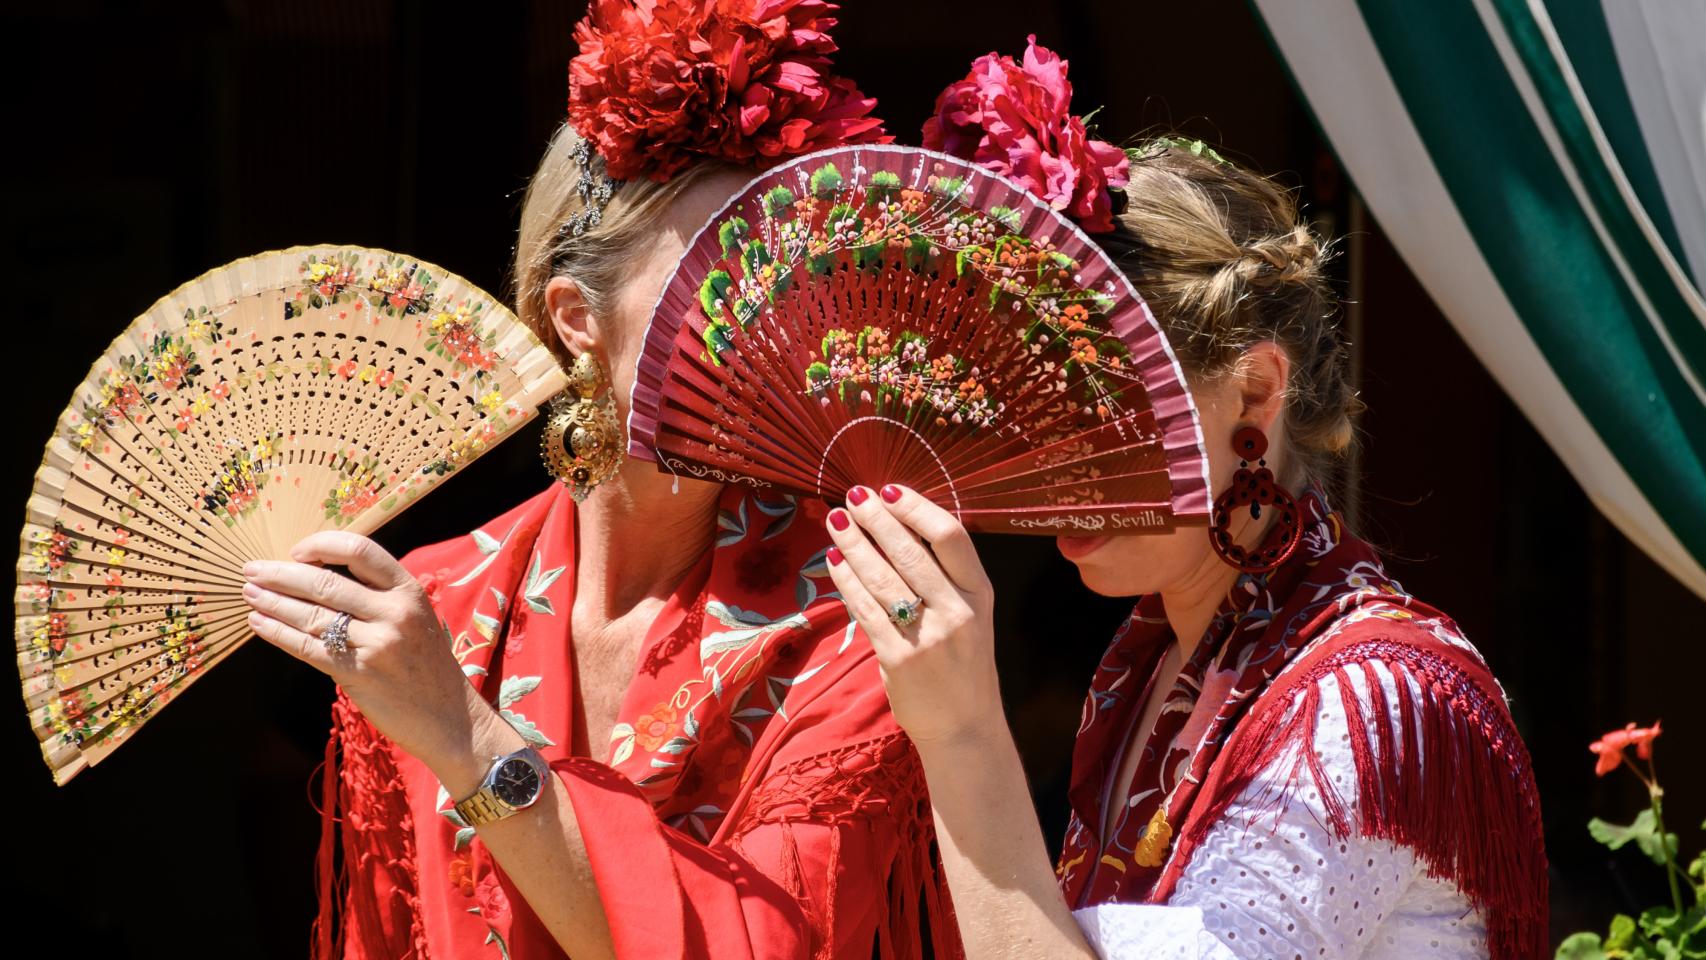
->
xmin=1054 ymin=534 xmax=1111 ymax=562
xmin=1056 ymin=535 xmax=1159 ymax=598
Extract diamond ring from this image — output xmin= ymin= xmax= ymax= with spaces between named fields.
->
xmin=321 ymin=611 xmax=353 ymax=655
xmin=887 ymin=597 xmax=925 ymax=627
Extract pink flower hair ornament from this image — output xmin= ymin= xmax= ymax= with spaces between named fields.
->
xmin=568 ymin=0 xmax=889 ymax=184
xmin=923 ymin=35 xmax=1130 ymax=233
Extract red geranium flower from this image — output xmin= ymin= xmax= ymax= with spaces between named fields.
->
xmin=568 ymin=0 xmax=887 ymax=182
xmin=1588 ymin=720 xmax=1661 ymax=777
xmin=922 ymin=35 xmax=1130 ymax=232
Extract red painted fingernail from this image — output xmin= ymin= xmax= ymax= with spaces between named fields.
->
xmin=847 ymin=486 xmax=870 ymax=506
xmin=827 ymin=546 xmax=843 ymax=566
xmin=881 ymin=484 xmax=902 ymax=503
xmin=829 ymin=509 xmax=850 ymax=531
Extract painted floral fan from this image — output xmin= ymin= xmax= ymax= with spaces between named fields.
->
xmin=17 ymin=246 xmax=567 ymax=784
xmin=630 ymin=145 xmax=1210 ymax=533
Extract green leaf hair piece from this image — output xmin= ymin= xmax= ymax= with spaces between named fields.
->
xmin=1136 ymin=137 xmax=1227 ymax=165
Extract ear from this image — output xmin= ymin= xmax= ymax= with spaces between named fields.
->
xmin=1231 ymin=341 xmax=1291 ymax=432
xmin=544 ymin=275 xmax=598 ymax=357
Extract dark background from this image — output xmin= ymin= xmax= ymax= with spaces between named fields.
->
xmin=7 ymin=1 xmax=1702 ymax=955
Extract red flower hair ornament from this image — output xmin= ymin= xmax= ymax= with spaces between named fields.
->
xmin=568 ymin=0 xmax=888 ymax=183
xmin=923 ymin=35 xmax=1130 ymax=233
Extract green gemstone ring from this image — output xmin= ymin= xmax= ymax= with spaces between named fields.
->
xmin=887 ymin=597 xmax=924 ymax=627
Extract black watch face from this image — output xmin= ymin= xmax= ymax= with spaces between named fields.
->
xmin=492 ymin=757 xmax=543 ymax=808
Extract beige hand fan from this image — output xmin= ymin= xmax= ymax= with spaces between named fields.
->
xmin=16 ymin=246 xmax=567 ymax=784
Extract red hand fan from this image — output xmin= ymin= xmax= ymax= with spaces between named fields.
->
xmin=628 ymin=145 xmax=1210 ymax=534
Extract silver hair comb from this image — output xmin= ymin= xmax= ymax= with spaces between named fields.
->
xmin=562 ymin=133 xmax=621 ymax=238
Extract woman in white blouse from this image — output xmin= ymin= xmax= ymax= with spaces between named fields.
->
xmin=823 ymin=136 xmax=1548 ymax=960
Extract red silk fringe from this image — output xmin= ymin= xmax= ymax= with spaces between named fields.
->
xmin=312 ymin=693 xmax=430 ymax=960
xmin=1157 ymin=636 xmax=1548 ymax=960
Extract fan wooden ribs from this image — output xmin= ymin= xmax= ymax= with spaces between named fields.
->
xmin=630 ymin=145 xmax=1210 ymax=534
xmin=17 ymin=247 xmax=566 ymax=784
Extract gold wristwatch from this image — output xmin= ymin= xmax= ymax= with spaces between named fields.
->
xmin=453 ymin=747 xmax=549 ymax=827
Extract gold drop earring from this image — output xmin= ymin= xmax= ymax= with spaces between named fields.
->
xmin=541 ymin=352 xmax=623 ymax=502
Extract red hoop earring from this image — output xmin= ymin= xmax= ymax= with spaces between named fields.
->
xmin=1209 ymin=426 xmax=1300 ymax=574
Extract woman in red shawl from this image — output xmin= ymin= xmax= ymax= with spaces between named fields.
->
xmin=236 ymin=4 xmax=952 ymax=958
xmin=824 ymin=38 xmax=1548 ymax=960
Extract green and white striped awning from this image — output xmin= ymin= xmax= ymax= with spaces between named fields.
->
xmin=1252 ymin=0 xmax=1706 ymax=599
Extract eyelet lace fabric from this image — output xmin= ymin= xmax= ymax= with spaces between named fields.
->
xmin=1074 ymin=663 xmax=1488 ymax=959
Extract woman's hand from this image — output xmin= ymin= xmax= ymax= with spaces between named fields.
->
xmin=241 ymin=531 xmax=508 ymax=790
xmin=823 ymin=484 xmax=1002 ymax=745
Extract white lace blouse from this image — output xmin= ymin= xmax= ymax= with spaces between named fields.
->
xmin=1072 ymin=662 xmax=1488 ymax=960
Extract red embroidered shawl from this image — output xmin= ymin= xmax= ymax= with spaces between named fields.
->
xmin=1056 ymin=490 xmax=1549 ymax=960
xmin=313 ymin=484 xmax=952 ymax=960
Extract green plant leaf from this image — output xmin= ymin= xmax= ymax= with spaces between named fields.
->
xmin=1553 ymin=931 xmax=1607 ymax=960
xmin=1606 ymin=913 xmax=1638 ymax=950
xmin=1636 ymin=905 xmax=1690 ymax=944
xmin=1590 ymin=810 xmax=1680 ymax=865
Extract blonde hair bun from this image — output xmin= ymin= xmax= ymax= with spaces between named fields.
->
xmin=1100 ymin=140 xmax=1352 ymax=483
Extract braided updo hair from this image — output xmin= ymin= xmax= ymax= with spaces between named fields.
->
xmin=1098 ymin=141 xmax=1359 ymax=488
